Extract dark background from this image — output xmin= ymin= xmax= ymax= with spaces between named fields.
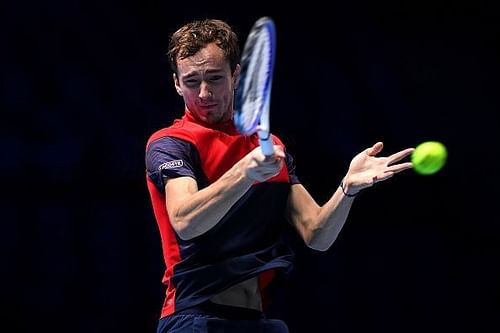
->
xmin=2 ymin=0 xmax=499 ymax=332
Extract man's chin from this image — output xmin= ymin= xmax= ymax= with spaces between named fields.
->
xmin=191 ymin=108 xmax=230 ymax=124
xmin=206 ymin=112 xmax=230 ymax=124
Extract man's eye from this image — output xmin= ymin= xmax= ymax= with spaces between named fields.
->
xmin=184 ymin=79 xmax=199 ymax=86
xmin=209 ymin=76 xmax=223 ymax=82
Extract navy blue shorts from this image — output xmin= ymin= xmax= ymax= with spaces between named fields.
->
xmin=157 ymin=301 xmax=289 ymax=333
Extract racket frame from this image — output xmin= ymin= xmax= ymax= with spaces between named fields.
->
xmin=234 ymin=17 xmax=276 ymax=156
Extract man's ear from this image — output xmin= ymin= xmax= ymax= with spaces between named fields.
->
xmin=232 ymin=64 xmax=241 ymax=90
xmin=173 ymin=73 xmax=183 ymax=96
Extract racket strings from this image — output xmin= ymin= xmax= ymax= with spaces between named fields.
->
xmin=238 ymin=32 xmax=272 ymax=133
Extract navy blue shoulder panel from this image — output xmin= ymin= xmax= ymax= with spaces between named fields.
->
xmin=145 ymin=136 xmax=208 ymax=192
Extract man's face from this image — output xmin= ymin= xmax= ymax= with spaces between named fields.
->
xmin=174 ymin=43 xmax=240 ymax=125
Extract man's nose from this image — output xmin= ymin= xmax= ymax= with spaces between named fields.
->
xmin=199 ymin=82 xmax=212 ymax=98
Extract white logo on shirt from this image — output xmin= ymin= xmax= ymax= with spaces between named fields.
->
xmin=158 ymin=160 xmax=184 ymax=170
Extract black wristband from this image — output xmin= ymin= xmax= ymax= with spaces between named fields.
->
xmin=340 ymin=180 xmax=359 ymax=197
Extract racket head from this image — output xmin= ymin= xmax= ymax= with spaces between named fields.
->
xmin=234 ymin=17 xmax=276 ymax=136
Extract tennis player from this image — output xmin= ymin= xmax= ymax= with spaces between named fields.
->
xmin=145 ymin=18 xmax=414 ymax=333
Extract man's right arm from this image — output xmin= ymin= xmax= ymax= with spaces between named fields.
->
xmin=166 ymin=145 xmax=285 ymax=240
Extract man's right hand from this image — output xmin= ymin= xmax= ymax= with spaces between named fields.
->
xmin=242 ymin=145 xmax=285 ymax=182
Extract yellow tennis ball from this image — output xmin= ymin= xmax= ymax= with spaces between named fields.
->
xmin=411 ymin=141 xmax=448 ymax=175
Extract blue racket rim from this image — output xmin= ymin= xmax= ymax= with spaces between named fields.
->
xmin=234 ymin=17 xmax=276 ymax=135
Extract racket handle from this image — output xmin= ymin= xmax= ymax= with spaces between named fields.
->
xmin=259 ymin=135 xmax=275 ymax=156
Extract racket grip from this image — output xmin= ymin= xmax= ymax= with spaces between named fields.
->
xmin=259 ymin=135 xmax=275 ymax=156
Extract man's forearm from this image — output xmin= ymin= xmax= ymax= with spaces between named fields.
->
xmin=169 ymin=163 xmax=254 ymax=240
xmin=307 ymin=188 xmax=355 ymax=251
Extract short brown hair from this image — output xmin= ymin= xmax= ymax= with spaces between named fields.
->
xmin=167 ymin=19 xmax=240 ymax=74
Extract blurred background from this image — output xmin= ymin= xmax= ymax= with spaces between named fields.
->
xmin=1 ymin=0 xmax=499 ymax=332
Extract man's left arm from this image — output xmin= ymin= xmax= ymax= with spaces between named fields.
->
xmin=285 ymin=183 xmax=355 ymax=251
xmin=285 ymin=142 xmax=414 ymax=251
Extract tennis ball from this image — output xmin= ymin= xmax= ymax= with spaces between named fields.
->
xmin=411 ymin=141 xmax=447 ymax=175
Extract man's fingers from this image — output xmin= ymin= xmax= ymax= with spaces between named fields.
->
xmin=262 ymin=145 xmax=284 ymax=161
xmin=366 ymin=142 xmax=384 ymax=156
xmin=388 ymin=162 xmax=414 ymax=173
xmin=388 ymin=148 xmax=415 ymax=165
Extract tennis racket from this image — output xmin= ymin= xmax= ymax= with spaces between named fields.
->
xmin=234 ymin=16 xmax=276 ymax=156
